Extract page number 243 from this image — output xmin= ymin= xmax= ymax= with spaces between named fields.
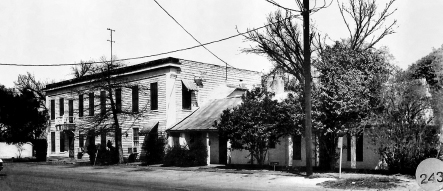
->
xmin=420 ymin=172 xmax=443 ymax=184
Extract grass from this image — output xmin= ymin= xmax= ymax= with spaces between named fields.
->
xmin=318 ymin=176 xmax=402 ymax=190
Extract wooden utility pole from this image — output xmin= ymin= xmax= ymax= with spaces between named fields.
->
xmin=302 ymin=0 xmax=313 ymax=176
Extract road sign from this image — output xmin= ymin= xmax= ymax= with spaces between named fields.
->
xmin=416 ymin=158 xmax=443 ymax=191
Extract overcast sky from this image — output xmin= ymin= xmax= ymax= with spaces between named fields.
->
xmin=0 ymin=0 xmax=442 ymax=88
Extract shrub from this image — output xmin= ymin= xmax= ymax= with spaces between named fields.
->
xmin=95 ymin=144 xmax=118 ymax=165
xmin=143 ymin=136 xmax=166 ymax=165
xmin=163 ymin=140 xmax=208 ymax=167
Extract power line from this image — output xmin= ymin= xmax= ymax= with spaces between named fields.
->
xmin=153 ymin=0 xmax=232 ymax=68
xmin=0 ymin=15 xmax=299 ymax=67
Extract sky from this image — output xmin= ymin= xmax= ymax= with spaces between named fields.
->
xmin=0 ymin=0 xmax=442 ymax=88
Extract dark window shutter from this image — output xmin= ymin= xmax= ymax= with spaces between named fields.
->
xmin=51 ymin=132 xmax=55 ymax=152
xmin=132 ymin=86 xmax=139 ymax=112
xmin=293 ymin=135 xmax=302 ymax=160
xmin=115 ymin=89 xmax=121 ymax=112
xmin=150 ymin=83 xmax=158 ymax=110
xmin=347 ymin=135 xmax=351 ymax=161
xmin=59 ymin=98 xmax=64 ymax=116
xmin=79 ymin=134 xmax=84 ymax=148
xmin=79 ymin=94 xmax=83 ymax=117
xmin=182 ymin=82 xmax=191 ymax=110
xmin=89 ymin=93 xmax=94 ymax=116
xmin=100 ymin=91 xmax=106 ymax=115
xmin=69 ymin=100 xmax=73 ymax=116
xmin=356 ymin=134 xmax=364 ymax=161
xmin=50 ymin=100 xmax=55 ymax=120
xmin=68 ymin=100 xmax=73 ymax=123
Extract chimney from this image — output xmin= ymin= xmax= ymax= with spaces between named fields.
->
xmin=267 ymin=75 xmax=284 ymax=95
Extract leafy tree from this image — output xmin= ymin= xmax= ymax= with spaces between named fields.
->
xmin=315 ymin=42 xmax=391 ymax=170
xmin=0 ymin=85 xmax=47 ymax=145
xmin=214 ymin=87 xmax=297 ymax=166
xmin=409 ymin=46 xmax=443 ymax=132
xmin=70 ymin=56 xmax=151 ymax=164
xmin=368 ymin=69 xmax=438 ymax=174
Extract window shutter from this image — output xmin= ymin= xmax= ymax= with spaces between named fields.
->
xmin=79 ymin=94 xmax=83 ymax=117
xmin=59 ymin=98 xmax=64 ymax=116
xmin=89 ymin=93 xmax=94 ymax=116
xmin=50 ymin=100 xmax=55 ymax=120
xmin=115 ymin=89 xmax=121 ymax=112
xmin=132 ymin=86 xmax=139 ymax=112
xmin=100 ymin=91 xmax=106 ymax=115
xmin=150 ymin=83 xmax=158 ymax=110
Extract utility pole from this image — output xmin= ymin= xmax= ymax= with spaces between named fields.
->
xmin=302 ymin=0 xmax=313 ymax=176
xmin=106 ymin=28 xmax=124 ymax=163
xmin=107 ymin=28 xmax=115 ymax=65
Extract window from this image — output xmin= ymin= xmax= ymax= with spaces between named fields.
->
xmin=51 ymin=132 xmax=55 ymax=152
xmin=269 ymin=135 xmax=276 ymax=149
xmin=115 ymin=89 xmax=121 ymax=113
xmin=60 ymin=131 xmax=65 ymax=152
xmin=68 ymin=100 xmax=73 ymax=123
xmin=293 ymin=135 xmax=302 ymax=160
xmin=89 ymin=93 xmax=94 ymax=116
xmin=347 ymin=134 xmax=364 ymax=161
xmin=132 ymin=86 xmax=139 ymax=112
xmin=100 ymin=91 xmax=106 ymax=115
xmin=50 ymin=100 xmax=55 ymax=120
xmin=182 ymin=82 xmax=191 ymax=110
xmin=133 ymin=128 xmax=139 ymax=148
xmin=79 ymin=94 xmax=83 ymax=117
xmin=59 ymin=98 xmax=64 ymax=116
xmin=150 ymin=82 xmax=158 ymax=110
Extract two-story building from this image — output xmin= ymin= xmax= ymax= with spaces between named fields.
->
xmin=44 ymin=57 xmax=261 ymax=160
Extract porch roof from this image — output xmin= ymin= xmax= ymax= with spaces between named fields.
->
xmin=167 ymin=96 xmax=242 ymax=132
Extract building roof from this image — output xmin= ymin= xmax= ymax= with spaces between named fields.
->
xmin=167 ymin=96 xmax=242 ymax=132
xmin=44 ymin=57 xmax=180 ymax=91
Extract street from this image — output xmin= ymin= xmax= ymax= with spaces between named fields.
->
xmin=0 ymin=163 xmax=332 ymax=191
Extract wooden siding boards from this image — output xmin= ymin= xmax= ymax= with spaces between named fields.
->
xmin=44 ymin=57 xmax=261 ymax=159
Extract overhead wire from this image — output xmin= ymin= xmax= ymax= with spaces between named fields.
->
xmin=0 ymin=14 xmax=300 ymax=67
xmin=152 ymin=0 xmax=233 ymax=67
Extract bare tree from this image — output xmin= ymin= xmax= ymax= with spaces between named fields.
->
xmin=338 ymin=0 xmax=397 ymax=50
xmin=15 ymin=72 xmax=52 ymax=111
xmin=71 ymin=56 xmax=150 ymax=164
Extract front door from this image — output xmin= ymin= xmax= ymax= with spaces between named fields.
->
xmin=219 ymin=135 xmax=227 ymax=164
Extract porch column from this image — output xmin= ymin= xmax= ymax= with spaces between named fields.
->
xmin=179 ymin=133 xmax=186 ymax=147
xmin=288 ymin=136 xmax=293 ymax=167
xmin=206 ymin=133 xmax=210 ymax=166
xmin=167 ymin=134 xmax=173 ymax=147
xmin=351 ymin=136 xmax=356 ymax=169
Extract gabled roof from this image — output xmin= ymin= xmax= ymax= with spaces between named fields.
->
xmin=167 ymin=96 xmax=242 ymax=132
xmin=44 ymin=57 xmax=180 ymax=91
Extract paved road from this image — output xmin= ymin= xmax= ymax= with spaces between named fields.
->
xmin=0 ymin=163 xmax=331 ymax=191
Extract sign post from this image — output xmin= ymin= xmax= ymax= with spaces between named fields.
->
xmin=270 ymin=162 xmax=279 ymax=171
xmin=338 ymin=137 xmax=343 ymax=178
